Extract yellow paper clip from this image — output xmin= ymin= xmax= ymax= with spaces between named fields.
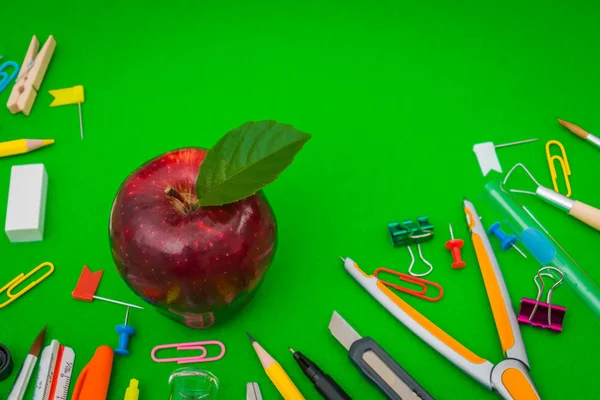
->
xmin=0 ymin=262 xmax=54 ymax=308
xmin=546 ymin=140 xmax=571 ymax=197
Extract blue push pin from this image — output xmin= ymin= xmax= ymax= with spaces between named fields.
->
xmin=115 ymin=307 xmax=136 ymax=356
xmin=488 ymin=222 xmax=527 ymax=258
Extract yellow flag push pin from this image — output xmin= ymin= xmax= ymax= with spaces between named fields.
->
xmin=49 ymin=85 xmax=85 ymax=140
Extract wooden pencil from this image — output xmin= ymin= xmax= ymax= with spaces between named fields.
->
xmin=0 ymin=139 xmax=54 ymax=158
xmin=247 ymin=333 xmax=305 ymax=400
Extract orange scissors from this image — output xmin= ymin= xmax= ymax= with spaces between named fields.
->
xmin=343 ymin=199 xmax=540 ymax=400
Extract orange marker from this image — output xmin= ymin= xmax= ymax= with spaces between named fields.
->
xmin=72 ymin=346 xmax=114 ymax=400
xmin=558 ymin=118 xmax=600 ymax=150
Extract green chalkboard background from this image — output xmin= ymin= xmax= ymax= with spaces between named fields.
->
xmin=1 ymin=1 xmax=599 ymax=398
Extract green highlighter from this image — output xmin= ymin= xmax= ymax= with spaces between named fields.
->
xmin=483 ymin=178 xmax=600 ymax=320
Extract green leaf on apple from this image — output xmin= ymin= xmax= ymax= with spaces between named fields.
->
xmin=196 ymin=120 xmax=311 ymax=206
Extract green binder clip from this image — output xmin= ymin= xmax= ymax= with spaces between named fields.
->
xmin=387 ymin=216 xmax=435 ymax=277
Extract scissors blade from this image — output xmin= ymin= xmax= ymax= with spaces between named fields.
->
xmin=463 ymin=198 xmax=529 ymax=367
xmin=343 ymin=257 xmax=495 ymax=389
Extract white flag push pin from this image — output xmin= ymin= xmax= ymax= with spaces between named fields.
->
xmin=473 ymin=138 xmax=538 ymax=176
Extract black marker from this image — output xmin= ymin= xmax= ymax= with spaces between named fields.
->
xmin=289 ymin=347 xmax=352 ymax=400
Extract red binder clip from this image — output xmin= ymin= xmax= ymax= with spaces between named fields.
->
xmin=518 ymin=267 xmax=566 ymax=333
xmin=374 ymin=267 xmax=443 ymax=302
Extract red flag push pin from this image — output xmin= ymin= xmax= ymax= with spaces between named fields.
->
xmin=445 ymin=224 xmax=466 ymax=269
xmin=72 ymin=265 xmax=143 ymax=309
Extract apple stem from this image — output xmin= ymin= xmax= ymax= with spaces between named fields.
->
xmin=164 ymin=186 xmax=195 ymax=213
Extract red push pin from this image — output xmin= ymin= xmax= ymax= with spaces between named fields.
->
xmin=445 ymin=223 xmax=466 ymax=269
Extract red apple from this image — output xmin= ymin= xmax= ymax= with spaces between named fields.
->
xmin=109 ymin=148 xmax=277 ymax=328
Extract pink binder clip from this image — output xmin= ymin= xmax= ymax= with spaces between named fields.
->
xmin=518 ymin=266 xmax=566 ymax=333
xmin=151 ymin=341 xmax=226 ymax=364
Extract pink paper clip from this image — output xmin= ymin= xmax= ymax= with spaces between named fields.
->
xmin=151 ymin=341 xmax=226 ymax=364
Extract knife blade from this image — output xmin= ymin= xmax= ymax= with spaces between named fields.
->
xmin=329 ymin=311 xmax=434 ymax=400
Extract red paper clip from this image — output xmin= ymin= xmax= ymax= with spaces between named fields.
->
xmin=374 ymin=267 xmax=443 ymax=302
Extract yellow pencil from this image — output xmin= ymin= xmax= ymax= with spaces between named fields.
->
xmin=0 ymin=139 xmax=55 ymax=158
xmin=247 ymin=333 xmax=305 ymax=400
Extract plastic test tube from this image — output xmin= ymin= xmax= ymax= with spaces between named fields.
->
xmin=483 ymin=179 xmax=600 ymax=320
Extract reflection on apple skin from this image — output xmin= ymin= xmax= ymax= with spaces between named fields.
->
xmin=109 ymin=147 xmax=277 ymax=329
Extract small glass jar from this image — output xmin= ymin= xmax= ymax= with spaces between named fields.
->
xmin=168 ymin=367 xmax=219 ymax=399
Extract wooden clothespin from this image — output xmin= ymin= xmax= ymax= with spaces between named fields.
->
xmin=7 ymin=35 xmax=56 ymax=116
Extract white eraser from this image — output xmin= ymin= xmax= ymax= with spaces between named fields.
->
xmin=5 ymin=164 xmax=48 ymax=242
